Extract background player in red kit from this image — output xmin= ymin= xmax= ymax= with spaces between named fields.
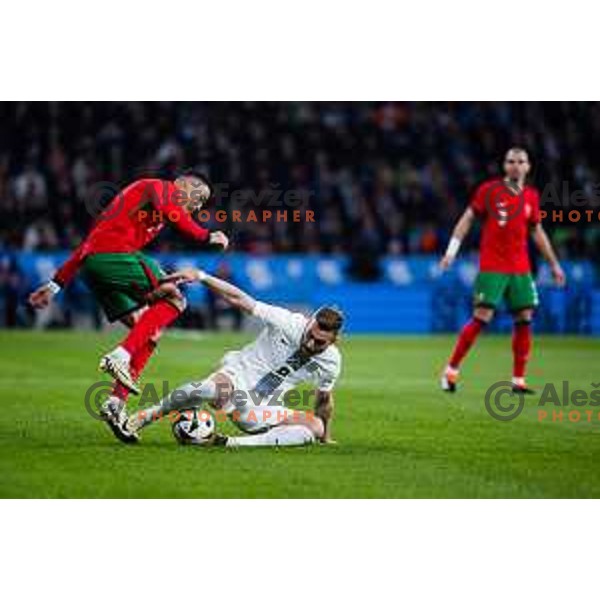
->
xmin=439 ymin=148 xmax=566 ymax=393
xmin=28 ymin=174 xmax=229 ymax=440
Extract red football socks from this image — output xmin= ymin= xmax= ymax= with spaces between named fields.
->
xmin=111 ymin=301 xmax=181 ymax=402
xmin=512 ymin=320 xmax=532 ymax=379
xmin=448 ymin=318 xmax=486 ymax=370
xmin=112 ymin=339 xmax=158 ymax=402
xmin=122 ymin=301 xmax=180 ymax=357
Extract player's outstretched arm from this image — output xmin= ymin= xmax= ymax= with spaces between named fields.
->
xmin=531 ymin=224 xmax=566 ymax=286
xmin=29 ymin=283 xmax=57 ymax=309
xmin=29 ymin=244 xmax=86 ymax=309
xmin=164 ymin=268 xmax=256 ymax=313
xmin=439 ymin=207 xmax=475 ymax=271
xmin=315 ymin=390 xmax=335 ymax=443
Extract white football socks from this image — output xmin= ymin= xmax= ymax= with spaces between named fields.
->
xmin=226 ymin=424 xmax=315 ymax=447
xmin=136 ymin=380 xmax=217 ymax=429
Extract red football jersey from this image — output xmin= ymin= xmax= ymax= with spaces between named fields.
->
xmin=53 ymin=178 xmax=210 ymax=286
xmin=470 ymin=177 xmax=540 ymax=274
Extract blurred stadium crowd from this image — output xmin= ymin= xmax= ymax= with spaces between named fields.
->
xmin=2 ymin=102 xmax=600 ymax=255
xmin=0 ymin=102 xmax=599 ymax=328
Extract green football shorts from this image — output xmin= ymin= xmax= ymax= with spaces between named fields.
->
xmin=474 ymin=272 xmax=539 ymax=312
xmin=81 ymin=252 xmax=166 ymax=322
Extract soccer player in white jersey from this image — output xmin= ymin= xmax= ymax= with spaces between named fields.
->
xmin=110 ymin=266 xmax=343 ymax=447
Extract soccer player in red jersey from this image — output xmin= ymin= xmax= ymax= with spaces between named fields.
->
xmin=28 ymin=174 xmax=229 ymax=440
xmin=439 ymin=148 xmax=566 ymax=393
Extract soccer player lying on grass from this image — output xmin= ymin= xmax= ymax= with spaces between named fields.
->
xmin=439 ymin=147 xmax=565 ymax=394
xmin=112 ymin=268 xmax=343 ymax=447
xmin=28 ymin=174 xmax=229 ymax=439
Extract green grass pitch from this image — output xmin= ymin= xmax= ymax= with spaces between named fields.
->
xmin=0 ymin=330 xmax=597 ymax=498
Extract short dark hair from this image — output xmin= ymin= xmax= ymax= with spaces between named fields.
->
xmin=177 ymin=170 xmax=214 ymax=197
xmin=314 ymin=306 xmax=344 ymax=333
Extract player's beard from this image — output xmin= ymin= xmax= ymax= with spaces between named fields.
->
xmin=504 ymin=176 xmax=523 ymax=192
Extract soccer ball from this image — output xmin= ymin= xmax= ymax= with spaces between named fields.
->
xmin=172 ymin=409 xmax=216 ymax=445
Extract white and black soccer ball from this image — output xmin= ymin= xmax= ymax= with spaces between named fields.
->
xmin=172 ymin=409 xmax=216 ymax=444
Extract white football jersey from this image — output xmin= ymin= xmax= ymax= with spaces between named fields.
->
xmin=219 ymin=302 xmax=342 ymax=399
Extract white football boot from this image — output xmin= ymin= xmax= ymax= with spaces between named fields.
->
xmin=99 ymin=348 xmax=140 ymax=395
xmin=440 ymin=367 xmax=459 ymax=393
xmin=100 ymin=396 xmax=139 ymax=444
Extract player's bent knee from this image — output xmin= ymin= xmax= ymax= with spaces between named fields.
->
xmin=120 ymin=315 xmax=135 ymax=328
xmin=149 ymin=283 xmax=187 ymax=313
xmin=120 ymin=308 xmax=143 ymax=328
xmin=207 ymin=372 xmax=234 ymax=408
xmin=165 ymin=289 xmax=187 ymax=313
xmin=514 ymin=308 xmax=533 ymax=323
xmin=474 ymin=307 xmax=494 ymax=323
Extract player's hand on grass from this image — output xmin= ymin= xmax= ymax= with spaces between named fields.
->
xmin=209 ymin=231 xmax=229 ymax=250
xmin=28 ymin=284 xmax=55 ymax=309
xmin=321 ymin=438 xmax=337 ymax=445
xmin=552 ymin=263 xmax=566 ymax=286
